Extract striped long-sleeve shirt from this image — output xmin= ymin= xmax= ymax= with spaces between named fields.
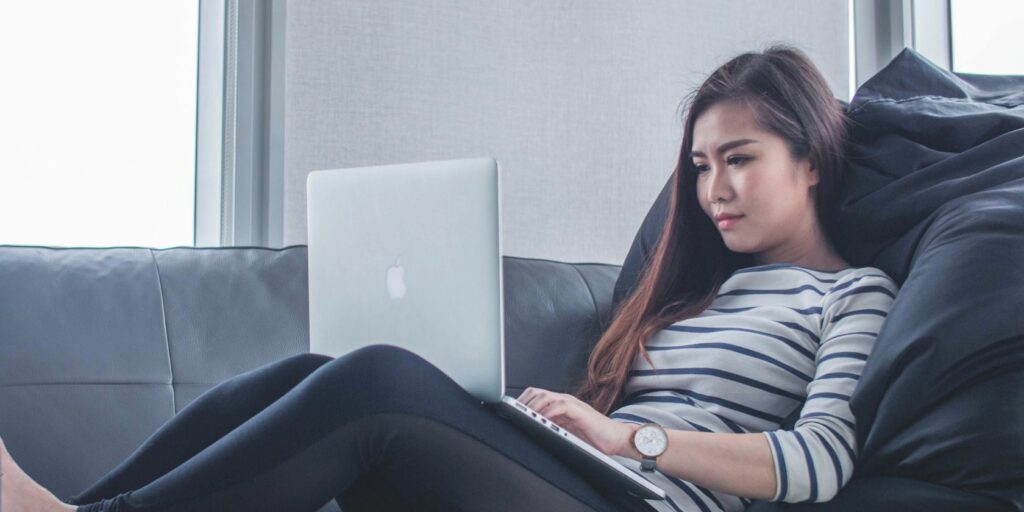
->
xmin=608 ymin=263 xmax=899 ymax=512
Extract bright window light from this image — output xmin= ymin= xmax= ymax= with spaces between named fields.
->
xmin=950 ymin=0 xmax=1024 ymax=75
xmin=0 ymin=1 xmax=198 ymax=248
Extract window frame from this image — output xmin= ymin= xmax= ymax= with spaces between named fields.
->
xmin=852 ymin=0 xmax=952 ymax=91
xmin=195 ymin=0 xmax=286 ymax=248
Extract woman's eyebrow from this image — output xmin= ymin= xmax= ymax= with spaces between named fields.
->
xmin=689 ymin=138 xmax=760 ymax=159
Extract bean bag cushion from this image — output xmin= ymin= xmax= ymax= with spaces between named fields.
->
xmin=613 ymin=47 xmax=1024 ymax=511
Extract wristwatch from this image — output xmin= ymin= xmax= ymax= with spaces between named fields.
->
xmin=632 ymin=422 xmax=668 ymax=472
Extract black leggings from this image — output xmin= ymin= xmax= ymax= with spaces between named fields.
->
xmin=65 ymin=344 xmax=658 ymax=512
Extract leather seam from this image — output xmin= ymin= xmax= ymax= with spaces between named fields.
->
xmin=569 ymin=265 xmax=604 ymax=333
xmin=150 ymin=249 xmax=177 ymax=414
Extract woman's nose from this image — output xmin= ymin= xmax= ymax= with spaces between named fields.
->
xmin=705 ymin=166 xmax=731 ymax=204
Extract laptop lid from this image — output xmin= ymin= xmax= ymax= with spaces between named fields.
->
xmin=307 ymin=157 xmax=505 ymax=403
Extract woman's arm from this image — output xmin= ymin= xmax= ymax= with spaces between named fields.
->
xmin=613 ymin=423 xmax=777 ymax=501
xmin=519 ymin=387 xmax=778 ymax=500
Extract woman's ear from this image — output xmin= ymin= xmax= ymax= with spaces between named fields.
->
xmin=806 ymin=163 xmax=820 ymax=187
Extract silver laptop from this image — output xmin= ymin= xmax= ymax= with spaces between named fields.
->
xmin=306 ymin=156 xmax=665 ymax=501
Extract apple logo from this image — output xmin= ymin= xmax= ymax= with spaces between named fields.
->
xmin=386 ymin=255 xmax=406 ymax=299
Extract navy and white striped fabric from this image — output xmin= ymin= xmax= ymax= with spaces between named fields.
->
xmin=608 ymin=263 xmax=899 ymax=512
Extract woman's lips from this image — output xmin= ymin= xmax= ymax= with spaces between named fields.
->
xmin=717 ymin=216 xmax=743 ymax=229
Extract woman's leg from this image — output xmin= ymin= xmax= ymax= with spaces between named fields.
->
xmin=334 ymin=414 xmax=660 ymax=512
xmin=71 ymin=344 xmax=656 ymax=512
xmin=66 ymin=352 xmax=335 ymax=505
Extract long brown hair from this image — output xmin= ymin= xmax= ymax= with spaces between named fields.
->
xmin=575 ymin=43 xmax=851 ymax=415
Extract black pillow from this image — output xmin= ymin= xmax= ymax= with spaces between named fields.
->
xmin=614 ymin=47 xmax=1024 ymax=510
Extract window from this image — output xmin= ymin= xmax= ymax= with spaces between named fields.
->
xmin=950 ymin=0 xmax=1024 ymax=75
xmin=0 ymin=1 xmax=199 ymax=248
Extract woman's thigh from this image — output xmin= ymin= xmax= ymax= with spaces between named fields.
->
xmin=302 ymin=343 xmax=647 ymax=512
xmin=337 ymin=413 xmax=622 ymax=512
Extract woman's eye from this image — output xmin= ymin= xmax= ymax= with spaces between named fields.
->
xmin=693 ymin=157 xmax=747 ymax=174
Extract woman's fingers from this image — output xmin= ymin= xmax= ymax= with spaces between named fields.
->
xmin=519 ymin=387 xmax=575 ymax=418
xmin=519 ymin=387 xmax=553 ymax=408
xmin=518 ymin=386 xmax=539 ymax=404
xmin=530 ymin=395 xmax=553 ymax=414
xmin=516 ymin=388 xmax=599 ymax=447
xmin=518 ymin=387 xmax=535 ymax=406
xmin=536 ymin=396 xmax=559 ymax=416
xmin=540 ymin=397 xmax=577 ymax=423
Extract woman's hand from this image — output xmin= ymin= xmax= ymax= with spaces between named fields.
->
xmin=517 ymin=387 xmax=636 ymax=457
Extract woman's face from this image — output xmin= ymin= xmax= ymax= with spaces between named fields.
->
xmin=690 ymin=100 xmax=819 ymax=260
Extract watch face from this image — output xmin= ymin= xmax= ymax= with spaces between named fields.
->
xmin=634 ymin=424 xmax=668 ymax=457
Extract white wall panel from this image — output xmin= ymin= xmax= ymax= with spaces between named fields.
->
xmin=284 ymin=0 xmax=850 ymax=264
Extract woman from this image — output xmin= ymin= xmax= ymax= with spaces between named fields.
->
xmin=0 ymin=43 xmax=899 ymax=512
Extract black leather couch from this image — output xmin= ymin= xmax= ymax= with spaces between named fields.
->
xmin=0 ymin=247 xmax=621 ymax=511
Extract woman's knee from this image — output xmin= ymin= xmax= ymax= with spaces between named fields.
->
xmin=347 ymin=343 xmax=426 ymax=368
xmin=244 ymin=352 xmax=334 ymax=385
xmin=334 ymin=344 xmax=432 ymax=375
xmin=304 ymin=344 xmax=443 ymax=402
xmin=282 ymin=352 xmax=334 ymax=372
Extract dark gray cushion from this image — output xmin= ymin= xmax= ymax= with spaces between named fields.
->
xmin=0 ymin=247 xmax=175 ymax=499
xmin=153 ymin=247 xmax=310 ymax=410
xmin=501 ymin=256 xmax=620 ymax=397
xmin=829 ymin=47 xmax=1024 ymax=512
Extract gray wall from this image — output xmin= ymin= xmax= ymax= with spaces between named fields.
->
xmin=284 ymin=0 xmax=850 ymax=265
